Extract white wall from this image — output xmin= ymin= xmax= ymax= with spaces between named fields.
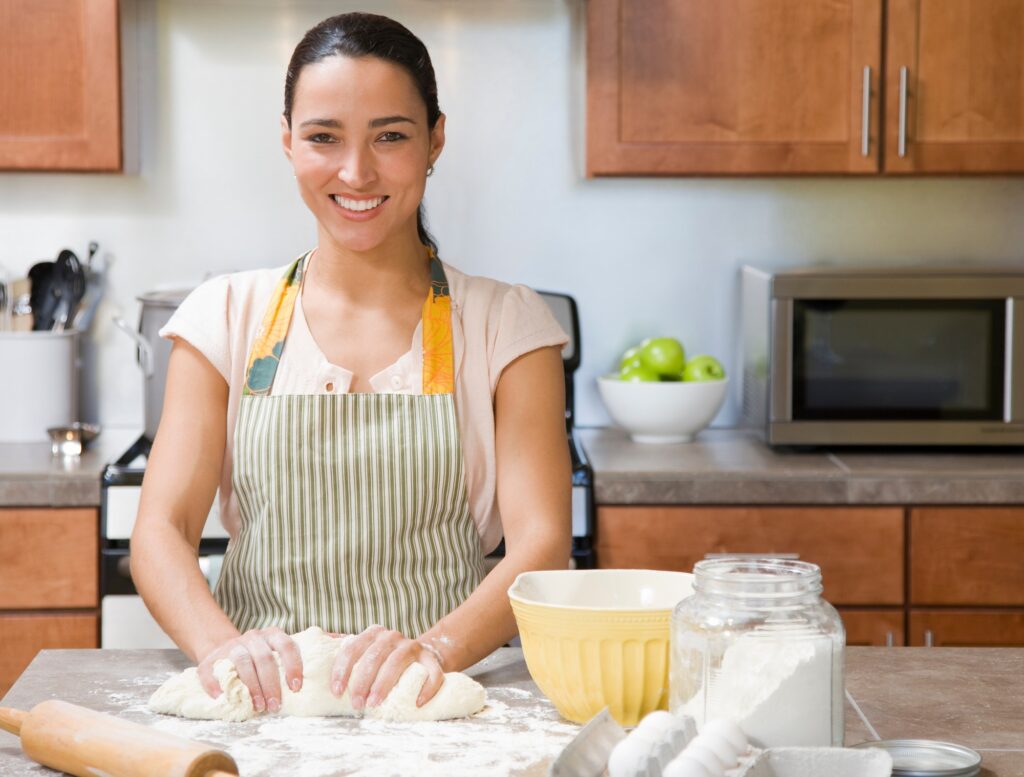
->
xmin=2 ymin=0 xmax=1024 ymax=431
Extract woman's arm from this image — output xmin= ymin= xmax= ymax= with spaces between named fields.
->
xmin=130 ymin=340 xmax=303 ymax=709
xmin=332 ymin=344 xmax=572 ymax=708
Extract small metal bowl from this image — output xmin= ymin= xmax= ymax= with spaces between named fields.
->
xmin=47 ymin=422 xmax=101 ymax=457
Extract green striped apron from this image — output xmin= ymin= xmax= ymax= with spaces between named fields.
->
xmin=215 ymin=250 xmax=485 ymax=637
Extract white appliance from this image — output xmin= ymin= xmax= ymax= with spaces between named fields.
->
xmin=100 ymin=436 xmax=229 ymax=648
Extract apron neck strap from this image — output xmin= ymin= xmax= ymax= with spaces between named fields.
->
xmin=243 ymin=247 xmax=455 ymax=396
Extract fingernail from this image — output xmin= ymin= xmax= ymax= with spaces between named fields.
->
xmin=352 ymin=694 xmax=365 ymax=710
xmin=332 ymin=681 xmax=343 ymax=696
xmin=290 ymin=678 xmax=301 ymax=692
xmin=253 ymin=695 xmax=265 ymax=711
xmin=366 ymin=693 xmax=380 ymax=708
xmin=267 ymin=698 xmax=280 ymax=713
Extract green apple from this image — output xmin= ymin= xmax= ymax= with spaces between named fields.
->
xmin=619 ymin=346 xmax=642 ymax=371
xmin=619 ymin=363 xmax=660 ymax=382
xmin=683 ymin=354 xmax=726 ymax=382
xmin=639 ymin=337 xmax=686 ymax=376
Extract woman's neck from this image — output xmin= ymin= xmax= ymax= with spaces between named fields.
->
xmin=308 ymin=226 xmax=431 ymax=307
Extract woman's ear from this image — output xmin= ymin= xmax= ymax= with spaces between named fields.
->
xmin=281 ymin=114 xmax=293 ymax=162
xmin=428 ymin=113 xmax=446 ymax=167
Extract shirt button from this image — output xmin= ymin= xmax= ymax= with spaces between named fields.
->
xmin=325 ymin=382 xmax=334 ymax=392
xmin=390 ymin=375 xmax=404 ymax=390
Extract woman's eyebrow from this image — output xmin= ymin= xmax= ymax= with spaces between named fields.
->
xmin=369 ymin=115 xmax=415 ymax=127
xmin=297 ymin=116 xmax=416 ymax=129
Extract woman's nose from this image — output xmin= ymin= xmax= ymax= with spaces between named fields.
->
xmin=337 ymin=145 xmax=377 ymax=189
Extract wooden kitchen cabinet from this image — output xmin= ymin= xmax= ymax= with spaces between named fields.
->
xmin=910 ymin=507 xmax=1024 ymax=606
xmin=886 ymin=0 xmax=1024 ymax=173
xmin=838 ymin=608 xmax=905 ymax=647
xmin=0 ymin=508 xmax=99 ymax=696
xmin=588 ymin=0 xmax=1024 ymax=175
xmin=595 ymin=506 xmax=905 ymax=605
xmin=0 ymin=0 xmax=121 ymax=171
xmin=910 ymin=610 xmax=1024 ymax=647
xmin=587 ymin=0 xmax=883 ymax=175
xmin=0 ymin=613 xmax=97 ymax=697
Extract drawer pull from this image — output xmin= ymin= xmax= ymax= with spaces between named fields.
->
xmin=924 ymin=629 xmax=934 ymax=647
xmin=885 ymin=631 xmax=895 ymax=647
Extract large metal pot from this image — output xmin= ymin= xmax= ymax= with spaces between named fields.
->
xmin=114 ymin=288 xmax=193 ymax=441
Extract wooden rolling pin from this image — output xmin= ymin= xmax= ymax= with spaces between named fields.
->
xmin=0 ymin=700 xmax=238 ymax=777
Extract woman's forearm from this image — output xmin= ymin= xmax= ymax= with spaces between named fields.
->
xmin=131 ymin=522 xmax=239 ymax=662
xmin=418 ymin=524 xmax=569 ymax=672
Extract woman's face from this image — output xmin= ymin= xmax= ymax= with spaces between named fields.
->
xmin=282 ymin=55 xmax=444 ymax=254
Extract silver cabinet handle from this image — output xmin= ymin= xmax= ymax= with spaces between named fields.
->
xmin=861 ymin=66 xmax=871 ymax=157
xmin=885 ymin=631 xmax=895 ymax=647
xmin=898 ymin=66 xmax=909 ymax=157
xmin=924 ymin=629 xmax=934 ymax=647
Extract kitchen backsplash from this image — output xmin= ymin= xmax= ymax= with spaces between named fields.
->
xmin=2 ymin=0 xmax=1023 ymax=429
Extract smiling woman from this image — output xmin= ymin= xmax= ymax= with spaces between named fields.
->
xmin=129 ymin=11 xmax=572 ymax=725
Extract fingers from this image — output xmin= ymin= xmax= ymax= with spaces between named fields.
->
xmin=340 ymin=627 xmax=401 ymax=711
xmin=366 ymin=640 xmax=419 ymax=708
xmin=415 ymin=655 xmax=445 ymax=708
xmin=241 ymin=633 xmax=282 ymax=713
xmin=330 ymin=624 xmax=386 ymax=701
xmin=197 ymin=658 xmax=224 ymax=699
xmin=266 ymin=630 xmax=304 ymax=694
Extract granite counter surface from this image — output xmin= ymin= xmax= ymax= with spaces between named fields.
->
xmin=1 ymin=646 xmax=1021 ymax=775
xmin=579 ymin=427 xmax=1024 ymax=505
xmin=0 ymin=428 xmax=140 ymax=507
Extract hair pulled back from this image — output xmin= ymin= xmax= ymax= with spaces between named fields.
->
xmin=284 ymin=13 xmax=440 ymax=253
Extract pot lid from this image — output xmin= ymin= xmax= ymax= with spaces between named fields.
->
xmin=136 ymin=288 xmax=194 ymax=308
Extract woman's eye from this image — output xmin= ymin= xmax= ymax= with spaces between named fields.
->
xmin=378 ymin=131 xmax=407 ymax=143
xmin=308 ymin=133 xmax=335 ymax=144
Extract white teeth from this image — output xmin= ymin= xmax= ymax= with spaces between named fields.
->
xmin=332 ymin=195 xmax=386 ymax=212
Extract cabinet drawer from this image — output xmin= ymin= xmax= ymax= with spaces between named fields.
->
xmin=909 ymin=610 xmax=1024 ymax=648
xmin=596 ymin=506 xmax=904 ymax=605
xmin=0 ymin=612 xmax=98 ymax=697
xmin=0 ymin=509 xmax=98 ymax=608
xmin=838 ymin=608 xmax=904 ymax=647
xmin=910 ymin=508 xmax=1024 ymax=605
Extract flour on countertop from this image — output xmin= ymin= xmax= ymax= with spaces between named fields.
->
xmin=112 ymin=684 xmax=579 ymax=777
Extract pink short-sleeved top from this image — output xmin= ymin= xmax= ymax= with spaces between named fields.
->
xmin=159 ymin=255 xmax=569 ymax=554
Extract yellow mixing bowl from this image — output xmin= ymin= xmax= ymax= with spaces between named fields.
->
xmin=508 ymin=569 xmax=694 ymax=727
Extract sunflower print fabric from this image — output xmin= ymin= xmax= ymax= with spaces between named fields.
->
xmin=243 ymin=255 xmax=304 ymax=396
xmin=242 ymin=248 xmax=455 ymax=396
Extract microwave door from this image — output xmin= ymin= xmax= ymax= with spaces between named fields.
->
xmin=790 ymin=299 xmax=1006 ymax=422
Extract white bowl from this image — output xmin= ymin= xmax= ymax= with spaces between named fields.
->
xmin=597 ymin=375 xmax=728 ymax=443
xmin=509 ymin=568 xmax=695 ymax=610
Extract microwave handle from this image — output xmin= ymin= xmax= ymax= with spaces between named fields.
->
xmin=1009 ymin=297 xmax=1024 ymax=422
xmin=770 ymin=298 xmax=793 ymax=422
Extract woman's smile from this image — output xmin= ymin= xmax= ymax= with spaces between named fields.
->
xmin=330 ymin=193 xmax=390 ymax=220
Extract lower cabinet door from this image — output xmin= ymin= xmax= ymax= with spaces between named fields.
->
xmin=838 ymin=608 xmax=905 ymax=646
xmin=909 ymin=610 xmax=1024 ymax=647
xmin=0 ymin=612 xmax=98 ymax=697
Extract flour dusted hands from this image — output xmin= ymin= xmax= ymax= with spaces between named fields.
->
xmin=197 ymin=627 xmax=303 ymax=713
xmin=149 ymin=627 xmax=486 ymax=721
xmin=330 ymin=623 xmax=444 ymax=710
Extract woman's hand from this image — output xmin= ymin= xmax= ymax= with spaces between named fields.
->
xmin=330 ymin=624 xmax=444 ymax=710
xmin=197 ymin=627 xmax=304 ymax=713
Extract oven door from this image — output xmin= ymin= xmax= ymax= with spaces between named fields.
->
xmin=100 ymin=545 xmax=226 ymax=648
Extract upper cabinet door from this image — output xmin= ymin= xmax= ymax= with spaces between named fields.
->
xmin=0 ymin=0 xmax=121 ymax=171
xmin=886 ymin=0 xmax=1024 ymax=173
xmin=587 ymin=0 xmax=883 ymax=176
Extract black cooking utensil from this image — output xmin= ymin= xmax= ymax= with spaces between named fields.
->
xmin=28 ymin=261 xmax=56 ymax=331
xmin=51 ymin=249 xmax=86 ymax=332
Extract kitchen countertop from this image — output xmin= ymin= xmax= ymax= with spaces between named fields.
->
xmin=3 ymin=426 xmax=1024 ymax=509
xmin=579 ymin=427 xmax=1024 ymax=505
xmin=0 ymin=428 xmax=140 ymax=507
xmin=1 ymin=646 xmax=1022 ymax=776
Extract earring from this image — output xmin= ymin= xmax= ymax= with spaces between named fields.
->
xmin=426 ymin=164 xmax=435 ymax=177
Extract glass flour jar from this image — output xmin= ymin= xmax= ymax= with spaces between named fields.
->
xmin=669 ymin=558 xmax=845 ymax=748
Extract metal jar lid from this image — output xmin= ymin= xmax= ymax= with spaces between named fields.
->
xmin=137 ymin=288 xmax=194 ymax=308
xmin=852 ymin=739 xmax=982 ymax=776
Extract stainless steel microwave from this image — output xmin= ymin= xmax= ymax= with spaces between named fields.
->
xmin=740 ymin=265 xmax=1024 ymax=446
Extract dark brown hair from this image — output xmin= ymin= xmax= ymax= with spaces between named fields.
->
xmin=284 ymin=13 xmax=440 ymax=253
